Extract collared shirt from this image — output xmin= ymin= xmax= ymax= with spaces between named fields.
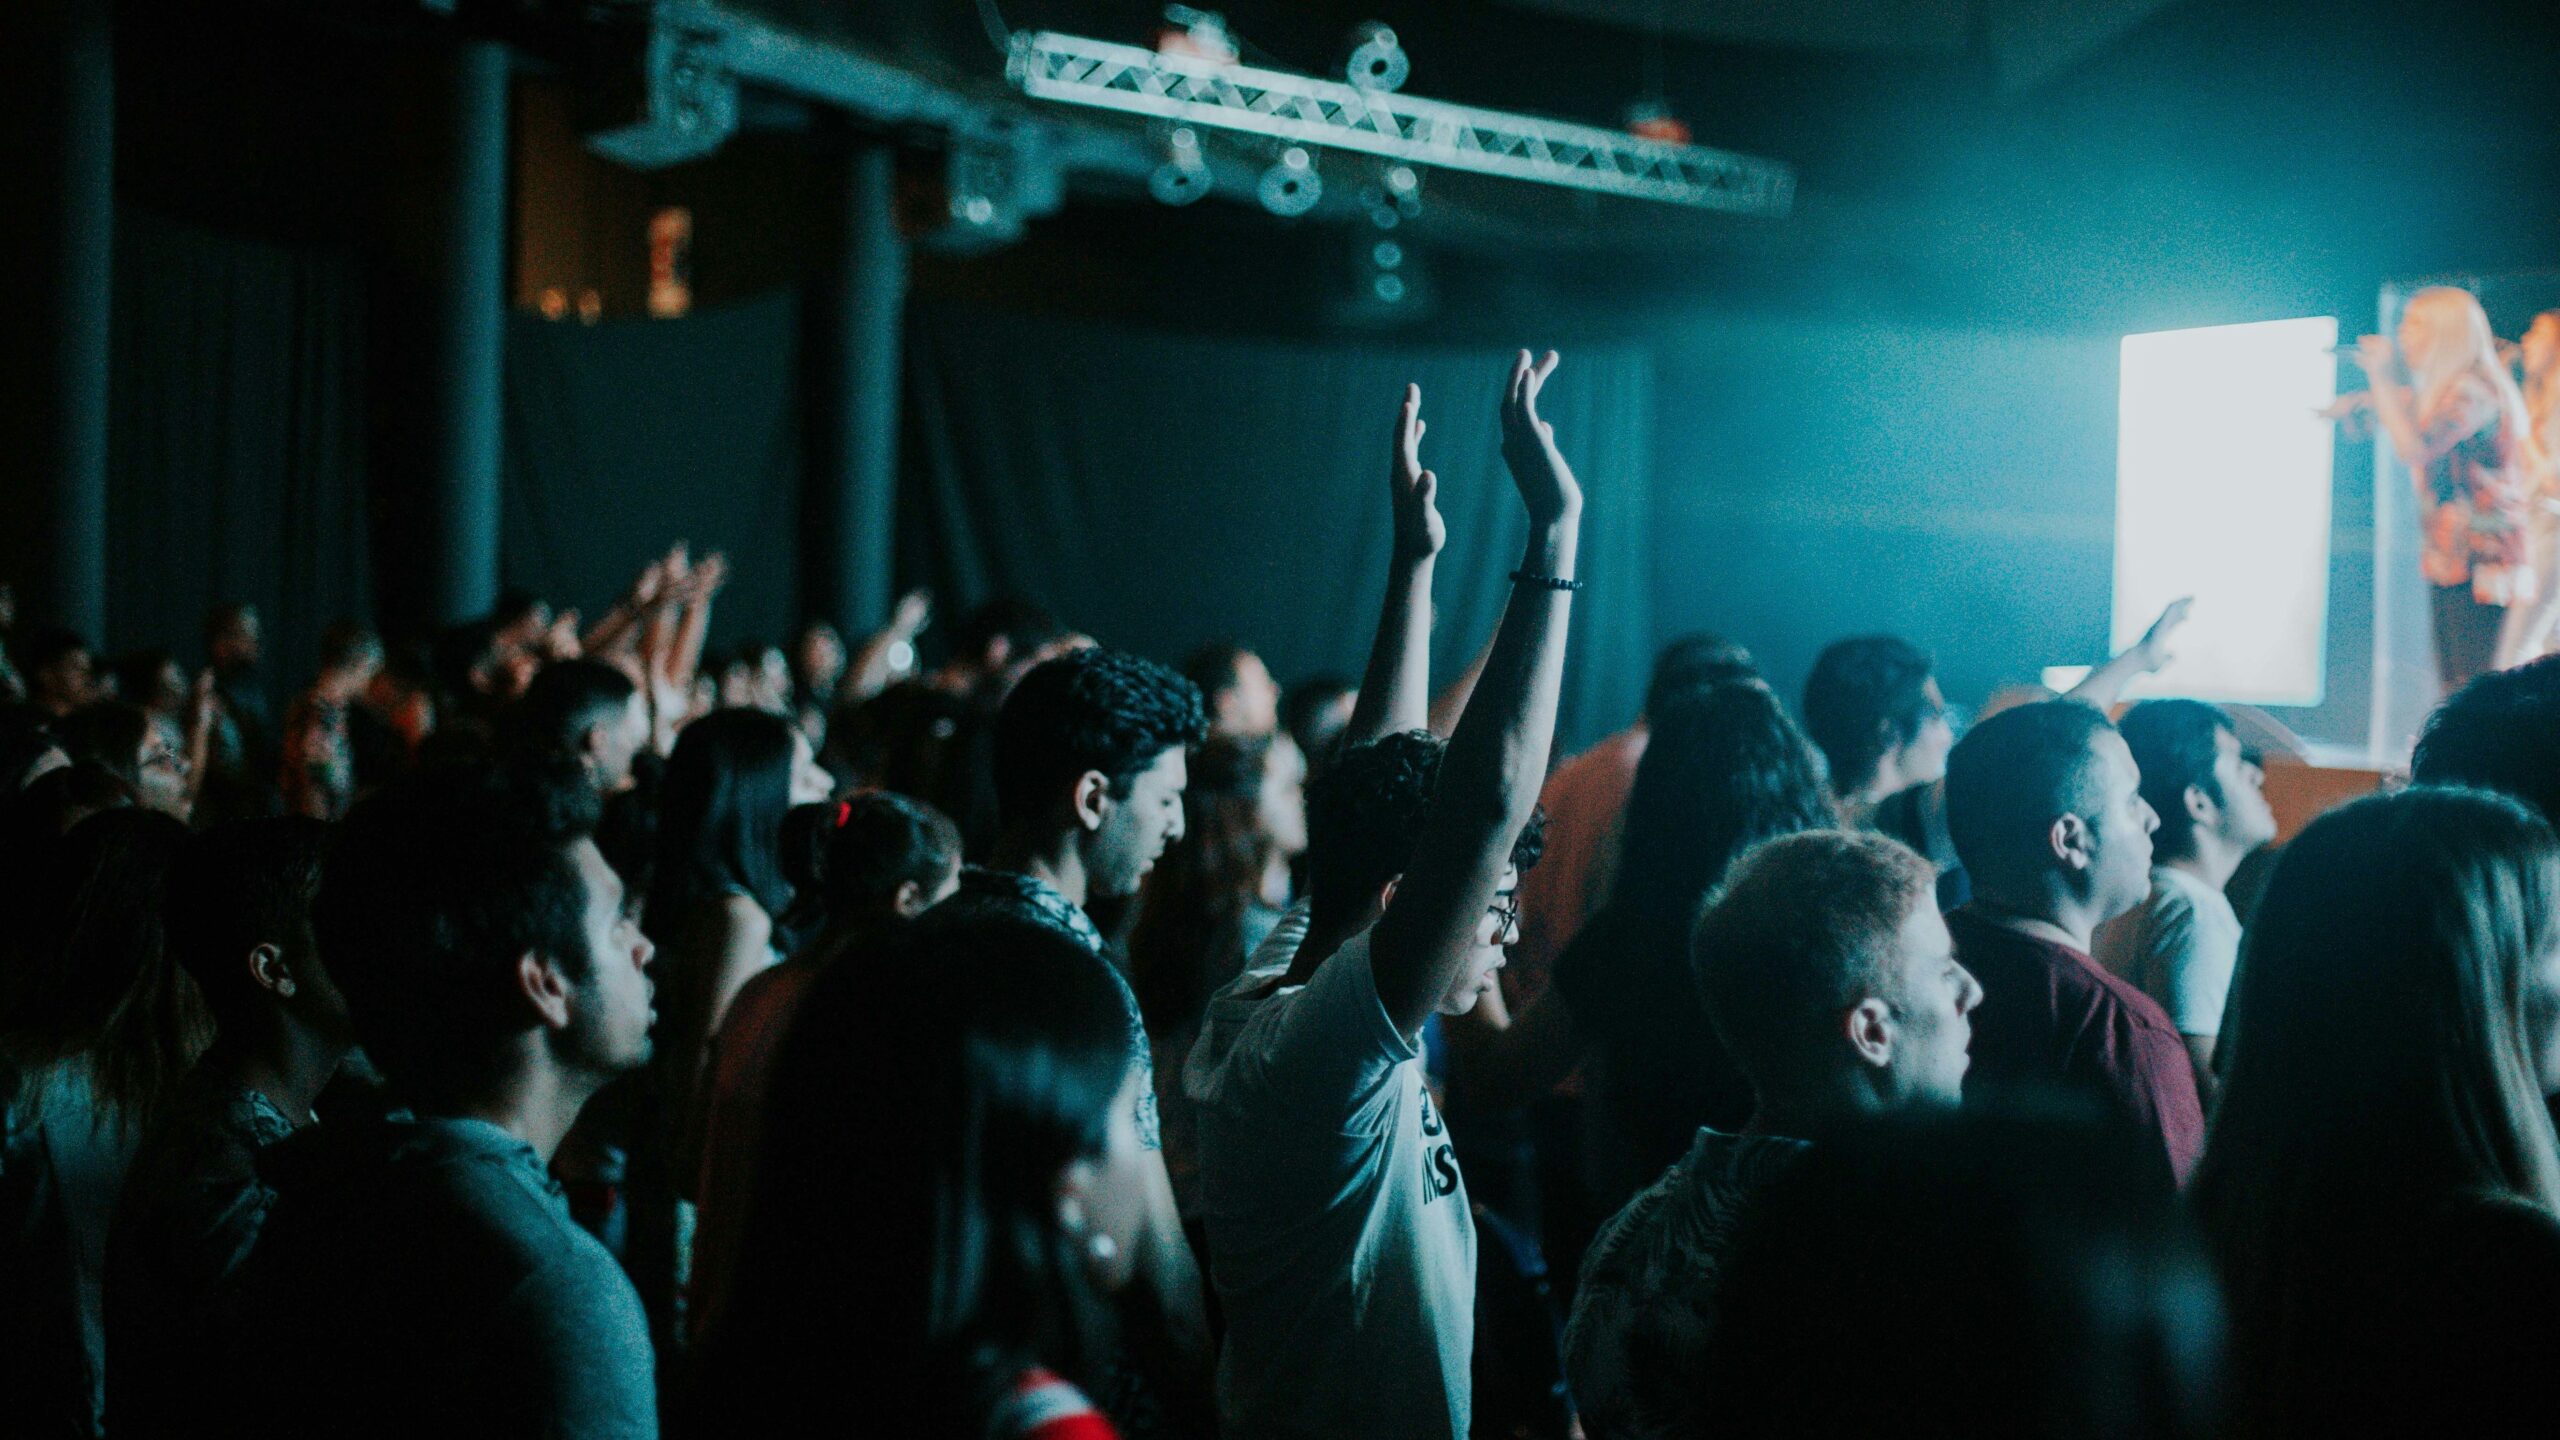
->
xmin=936 ymin=868 xmax=1156 ymax=1150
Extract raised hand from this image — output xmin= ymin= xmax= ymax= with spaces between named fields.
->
xmin=1390 ymin=383 xmax=1446 ymax=562
xmin=1498 ymin=350 xmax=1582 ymax=524
xmin=891 ymin=587 xmax=933 ymax=638
xmin=2134 ymin=596 xmax=2195 ymax=671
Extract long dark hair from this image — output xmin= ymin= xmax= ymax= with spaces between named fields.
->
xmin=1610 ymin=682 xmax=1838 ymax=941
xmin=0 ymin=808 xmax=207 ymax=1134
xmin=2194 ymin=787 xmax=2560 ymax=1431
xmin=772 ymin=792 xmax=963 ymax=959
xmin=1130 ymin=733 xmax=1284 ymax=1036
xmin=648 ymin=708 xmax=798 ymax=931
xmin=701 ymin=910 xmax=1132 ymax=1429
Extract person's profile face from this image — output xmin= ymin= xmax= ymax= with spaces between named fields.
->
xmin=2086 ymin=732 xmax=2158 ymax=920
xmin=1060 ymin=1068 xmax=1150 ymax=1294
xmin=592 ymin=694 xmax=651 ymax=794
xmin=788 ymin=731 xmax=832 ymax=806
xmin=1888 ymin=897 xmax=1978 ymax=1106
xmin=1899 ymin=677 xmax=1957 ymax=787
xmin=2527 ymin=933 xmax=2560 ymax=1097
xmin=566 ymin=838 xmax=654 ymax=1074
xmin=1260 ymin=735 xmax=1309 ymax=860
xmin=1438 ymin=864 xmax=1521 ymax=1018
xmin=137 ymin=715 xmax=191 ymax=819
xmin=1091 ymin=747 xmax=1188 ymax=900
xmin=1217 ymin=654 xmax=1281 ymax=738
xmin=2210 ymin=728 xmax=2278 ymax=852
xmin=793 ymin=627 xmax=844 ymax=688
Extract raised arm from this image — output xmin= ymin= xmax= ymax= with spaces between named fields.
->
xmin=1343 ymin=384 xmax=1446 ymax=748
xmin=843 ymin=588 xmax=933 ymax=703
xmin=1370 ymin=352 xmax=1581 ymax=1035
xmin=2065 ymin=596 xmax=2191 ymax=711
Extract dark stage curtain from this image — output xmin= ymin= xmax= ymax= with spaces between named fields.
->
xmin=902 ymin=303 xmax=1656 ymax=751
xmin=501 ymin=293 xmax=803 ymax=649
xmin=104 ymin=209 xmax=371 ymax=683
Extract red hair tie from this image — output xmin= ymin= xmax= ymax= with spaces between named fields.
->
xmin=834 ymin=800 xmax=853 ymax=828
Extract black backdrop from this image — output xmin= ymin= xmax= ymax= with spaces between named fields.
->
xmin=104 ymin=209 xmax=371 ymax=682
xmin=501 ymin=292 xmax=804 ymax=653
xmin=899 ymin=302 xmax=1657 ymax=750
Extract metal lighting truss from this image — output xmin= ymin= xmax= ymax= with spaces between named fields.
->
xmin=1005 ymin=30 xmax=1794 ymax=217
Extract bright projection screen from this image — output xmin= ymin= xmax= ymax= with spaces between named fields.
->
xmin=2112 ymin=316 xmax=2337 ymax=706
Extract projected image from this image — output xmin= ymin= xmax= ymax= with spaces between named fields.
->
xmin=2114 ymin=316 xmax=2338 ymax=706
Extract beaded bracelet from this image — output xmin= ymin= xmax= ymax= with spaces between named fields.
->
xmin=1510 ymin=569 xmax=1585 ymax=592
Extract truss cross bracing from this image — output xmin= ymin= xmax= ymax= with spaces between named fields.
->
xmin=1006 ymin=31 xmax=1793 ymax=216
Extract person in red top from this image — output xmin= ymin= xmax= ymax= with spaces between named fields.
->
xmin=694 ymin=911 xmax=1155 ymax=1436
xmin=1941 ymin=700 xmax=2205 ymax=1191
xmin=1505 ymin=633 xmax=1755 ymax=1014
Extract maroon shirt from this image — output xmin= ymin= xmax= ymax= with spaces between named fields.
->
xmin=1947 ymin=906 xmax=2206 ymax=1188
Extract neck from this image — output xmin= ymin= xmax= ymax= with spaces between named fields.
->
xmin=1968 ymin=886 xmax=2103 ymax=954
xmin=1748 ymin=1078 xmax=1887 ymax=1145
xmin=444 ymin=1048 xmax=598 ymax=1166
xmin=199 ymin=1020 xmax=347 ymax=1127
xmin=1846 ymin=758 xmax=1907 ymax=812
xmin=993 ymin=826 xmax=1087 ymax=909
xmin=2163 ymin=838 xmax=2243 ymax=893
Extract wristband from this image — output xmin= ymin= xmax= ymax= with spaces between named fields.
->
xmin=1510 ymin=569 xmax=1584 ymax=592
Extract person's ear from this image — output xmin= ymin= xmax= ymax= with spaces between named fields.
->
xmin=2052 ymin=813 xmax=2094 ymax=871
xmin=247 ymin=942 xmax=297 ymax=1001
xmin=1844 ymin=996 xmax=1895 ymax=1069
xmin=2184 ymin=782 xmax=2218 ymax=829
xmin=1376 ymin=876 xmax=1401 ymax=915
xmin=890 ymin=878 xmax=928 ymax=919
xmin=516 ymin=951 xmax=575 ymax=1032
xmin=577 ymin=719 xmax=609 ymax=761
xmin=1071 ymin=770 xmax=1112 ymax=834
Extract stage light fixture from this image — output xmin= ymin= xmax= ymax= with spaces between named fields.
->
xmin=1148 ymin=125 xmax=1213 ymax=206
xmin=1344 ymin=23 xmax=1409 ymax=94
xmin=1258 ymin=147 xmax=1322 ymax=217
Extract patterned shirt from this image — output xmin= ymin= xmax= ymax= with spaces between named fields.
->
xmin=2416 ymin=374 xmax=2535 ymax=605
xmin=105 ymin=1072 xmax=296 ymax=1438
xmin=1563 ymin=1128 xmax=1810 ymax=1440
xmin=936 ymin=868 xmax=1156 ymax=1152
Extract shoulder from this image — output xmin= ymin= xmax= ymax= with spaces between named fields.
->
xmin=986 ymin=1369 xmax=1119 ymax=1440
xmin=716 ymin=891 xmax=774 ymax=937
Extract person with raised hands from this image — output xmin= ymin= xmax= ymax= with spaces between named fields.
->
xmin=1192 ymin=352 xmax=1582 ymax=1440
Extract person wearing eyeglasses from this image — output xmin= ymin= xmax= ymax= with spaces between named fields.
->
xmin=1189 ymin=358 xmax=1578 ymax=1440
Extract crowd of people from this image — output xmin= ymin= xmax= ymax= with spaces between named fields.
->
xmin=6 ymin=350 xmax=2560 ymax=1439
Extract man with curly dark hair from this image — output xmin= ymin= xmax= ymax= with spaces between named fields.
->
xmin=935 ymin=641 xmax=1214 ymax=1436
xmin=1192 ymin=358 xmax=1582 ymax=1440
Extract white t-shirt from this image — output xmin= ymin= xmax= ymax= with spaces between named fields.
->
xmin=1187 ymin=906 xmax=1475 ymax=1440
xmin=2093 ymin=865 xmax=2244 ymax=1037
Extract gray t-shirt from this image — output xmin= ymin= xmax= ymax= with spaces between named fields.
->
xmin=1563 ymin=1127 xmax=1810 ymax=1440
xmin=1189 ymin=911 xmax=1475 ymax=1440
xmin=221 ymin=1114 xmax=656 ymax=1438
xmin=2093 ymin=865 xmax=2243 ymax=1037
